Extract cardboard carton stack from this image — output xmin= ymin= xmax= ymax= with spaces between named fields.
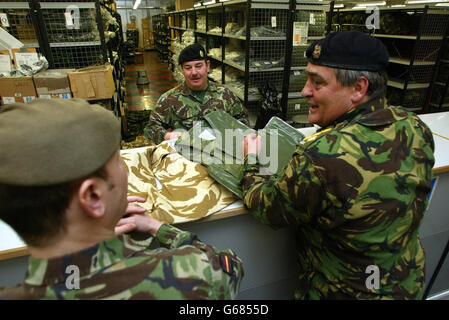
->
xmin=33 ymin=69 xmax=73 ymax=99
xmin=68 ymin=63 xmax=115 ymax=101
xmin=0 ymin=63 xmax=115 ymax=106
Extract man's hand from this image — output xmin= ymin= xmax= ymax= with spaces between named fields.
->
xmin=115 ymin=196 xmax=164 ymax=237
xmin=243 ymin=133 xmax=261 ymax=157
xmin=164 ymin=131 xmax=182 ymax=141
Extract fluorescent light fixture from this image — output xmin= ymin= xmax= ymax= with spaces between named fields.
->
xmin=133 ymin=0 xmax=141 ymax=9
xmin=435 ymin=2 xmax=449 ymax=5
xmin=355 ymin=1 xmax=386 ymax=6
xmin=334 ymin=4 xmax=345 ymax=8
xmin=391 ymin=4 xmax=406 ymax=6
xmin=407 ymin=0 xmax=448 ymax=3
xmin=219 ymin=0 xmax=231 ymax=2
xmin=203 ymin=0 xmax=216 ymax=5
xmin=194 ymin=2 xmax=202 ymax=7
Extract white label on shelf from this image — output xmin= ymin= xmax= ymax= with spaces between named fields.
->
xmin=294 ymin=71 xmax=301 ymax=76
xmin=293 ymin=22 xmax=309 ymax=46
xmin=39 ymin=95 xmax=52 ymax=99
xmin=295 ymin=104 xmax=301 ymax=111
xmin=271 ymin=16 xmax=277 ymax=28
xmin=2 ymin=97 xmax=15 ymax=105
xmin=0 ymin=13 xmax=9 ymax=27
xmin=310 ymin=13 xmax=316 ymax=25
xmin=23 ymin=96 xmax=35 ymax=103
xmin=60 ymin=93 xmax=71 ymax=99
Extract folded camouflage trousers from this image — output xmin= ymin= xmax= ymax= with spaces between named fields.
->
xmin=174 ymin=110 xmax=305 ymax=198
xmin=121 ymin=142 xmax=237 ymax=224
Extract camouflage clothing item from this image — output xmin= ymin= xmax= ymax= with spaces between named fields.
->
xmin=144 ymin=81 xmax=249 ymax=144
xmin=0 ymin=224 xmax=244 ymax=299
xmin=241 ymin=97 xmax=435 ymax=300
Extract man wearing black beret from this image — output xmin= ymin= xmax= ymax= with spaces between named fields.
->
xmin=0 ymin=98 xmax=243 ymax=299
xmin=144 ymin=43 xmax=249 ymax=144
xmin=242 ymin=31 xmax=435 ymax=299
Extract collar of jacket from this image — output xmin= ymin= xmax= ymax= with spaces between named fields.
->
xmin=178 ymin=81 xmax=219 ymax=97
xmin=24 ymin=235 xmax=152 ymax=286
xmin=320 ymin=96 xmax=405 ymax=132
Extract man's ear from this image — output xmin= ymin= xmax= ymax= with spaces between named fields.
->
xmin=78 ymin=178 xmax=106 ymax=219
xmin=351 ymin=76 xmax=370 ymax=104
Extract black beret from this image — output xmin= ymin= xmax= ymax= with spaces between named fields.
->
xmin=306 ymin=31 xmax=389 ymax=72
xmin=178 ymin=43 xmax=208 ymax=65
xmin=0 ymin=98 xmax=121 ymax=186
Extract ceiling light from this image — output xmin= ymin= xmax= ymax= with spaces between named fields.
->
xmin=435 ymin=2 xmax=449 ymax=5
xmin=133 ymin=0 xmax=141 ymax=10
xmin=334 ymin=4 xmax=345 ymax=8
xmin=406 ymin=0 xmax=448 ymax=4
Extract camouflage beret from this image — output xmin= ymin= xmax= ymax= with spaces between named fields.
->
xmin=0 ymin=98 xmax=121 ymax=186
xmin=178 ymin=43 xmax=208 ymax=65
xmin=306 ymin=31 xmax=389 ymax=72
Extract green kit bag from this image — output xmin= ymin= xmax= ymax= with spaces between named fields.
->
xmin=175 ymin=110 xmax=304 ymax=198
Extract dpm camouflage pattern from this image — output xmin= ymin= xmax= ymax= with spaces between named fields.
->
xmin=144 ymin=81 xmax=249 ymax=144
xmin=0 ymin=224 xmax=244 ymax=299
xmin=241 ymin=97 xmax=435 ymax=300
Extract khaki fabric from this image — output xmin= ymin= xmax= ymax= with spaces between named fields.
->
xmin=121 ymin=142 xmax=237 ymax=224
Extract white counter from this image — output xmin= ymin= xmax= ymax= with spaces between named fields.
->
xmin=1 ymin=112 xmax=448 ymax=258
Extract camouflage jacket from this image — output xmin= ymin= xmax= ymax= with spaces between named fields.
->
xmin=0 ymin=224 xmax=244 ymax=299
xmin=241 ymin=97 xmax=435 ymax=300
xmin=144 ymin=81 xmax=249 ymax=144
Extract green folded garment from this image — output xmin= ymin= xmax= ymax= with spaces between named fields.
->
xmin=175 ymin=110 xmax=304 ymax=198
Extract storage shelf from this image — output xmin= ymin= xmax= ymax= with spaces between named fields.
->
xmin=387 ymin=79 xmax=429 ymax=90
xmin=49 ymin=41 xmax=101 ymax=48
xmin=373 ymin=34 xmax=444 ymax=41
xmin=223 ymin=59 xmax=245 ymax=72
xmin=389 ymin=57 xmax=436 ymax=66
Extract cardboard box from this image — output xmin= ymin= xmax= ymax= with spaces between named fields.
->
xmin=0 ymin=50 xmax=13 ymax=73
xmin=176 ymin=0 xmax=194 ymax=10
xmin=0 ymin=76 xmax=37 ymax=105
xmin=33 ymin=69 xmax=74 ymax=99
xmin=12 ymin=48 xmax=39 ymax=72
xmin=68 ymin=63 xmax=115 ymax=101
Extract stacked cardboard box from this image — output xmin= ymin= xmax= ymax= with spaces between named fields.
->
xmin=0 ymin=64 xmax=115 ymax=105
xmin=68 ymin=63 xmax=115 ymax=101
xmin=142 ymin=18 xmax=153 ymax=50
xmin=175 ymin=0 xmax=193 ymax=10
xmin=33 ymin=69 xmax=74 ymax=99
xmin=0 ymin=76 xmax=36 ymax=105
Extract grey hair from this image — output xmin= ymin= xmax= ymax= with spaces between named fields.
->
xmin=332 ymin=68 xmax=387 ymax=99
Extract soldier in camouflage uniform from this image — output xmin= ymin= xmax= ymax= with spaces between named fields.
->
xmin=0 ymin=99 xmax=243 ymax=300
xmin=144 ymin=43 xmax=249 ymax=144
xmin=241 ymin=31 xmax=435 ymax=299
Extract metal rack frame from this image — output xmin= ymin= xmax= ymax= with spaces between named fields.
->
xmin=159 ymin=0 xmax=332 ymax=125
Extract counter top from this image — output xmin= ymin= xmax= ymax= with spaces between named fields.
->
xmin=1 ymin=112 xmax=448 ymax=260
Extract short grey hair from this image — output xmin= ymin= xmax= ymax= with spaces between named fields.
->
xmin=332 ymin=68 xmax=387 ymax=99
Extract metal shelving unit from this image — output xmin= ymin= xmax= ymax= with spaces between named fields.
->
xmin=0 ymin=0 xmax=126 ymax=134
xmin=160 ymin=0 xmax=332 ymax=126
xmin=333 ymin=5 xmax=449 ymax=113
xmin=429 ymin=30 xmax=449 ymax=112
